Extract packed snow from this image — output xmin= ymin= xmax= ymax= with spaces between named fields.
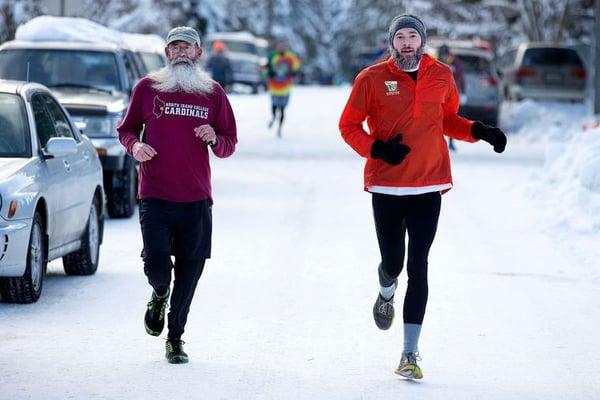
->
xmin=1 ymin=86 xmax=599 ymax=399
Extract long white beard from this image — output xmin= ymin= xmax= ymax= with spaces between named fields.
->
xmin=149 ymin=61 xmax=214 ymax=95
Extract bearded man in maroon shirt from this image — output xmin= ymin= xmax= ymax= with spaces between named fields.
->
xmin=118 ymin=26 xmax=237 ymax=364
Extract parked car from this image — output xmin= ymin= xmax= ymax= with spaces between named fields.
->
xmin=0 ymin=79 xmax=104 ymax=303
xmin=453 ymin=47 xmax=501 ymax=126
xmin=120 ymin=32 xmax=167 ymax=74
xmin=203 ymin=31 xmax=265 ymax=93
xmin=498 ymin=42 xmax=587 ymax=102
xmin=428 ymin=40 xmax=501 ymax=126
xmin=0 ymin=39 xmax=143 ymax=218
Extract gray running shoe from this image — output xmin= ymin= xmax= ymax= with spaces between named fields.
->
xmin=373 ymin=294 xmax=394 ymax=330
xmin=395 ymin=352 xmax=423 ymax=379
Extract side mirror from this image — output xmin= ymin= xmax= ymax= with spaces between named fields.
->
xmin=44 ymin=137 xmax=77 ymax=158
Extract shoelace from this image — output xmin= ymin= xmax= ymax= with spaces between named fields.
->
xmin=403 ymin=352 xmax=422 ymax=365
xmin=377 ymin=298 xmax=394 ymax=316
xmin=148 ymin=296 xmax=168 ymax=320
xmin=167 ymin=339 xmax=186 ymax=353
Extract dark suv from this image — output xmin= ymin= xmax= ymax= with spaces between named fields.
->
xmin=0 ymin=40 xmax=144 ymax=218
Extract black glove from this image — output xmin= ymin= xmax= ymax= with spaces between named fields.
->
xmin=471 ymin=121 xmax=507 ymax=153
xmin=370 ymin=134 xmax=411 ymax=165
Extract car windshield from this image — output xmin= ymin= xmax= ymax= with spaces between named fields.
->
xmin=0 ymin=49 xmax=122 ymax=92
xmin=457 ymin=54 xmax=491 ymax=74
xmin=522 ymin=48 xmax=583 ymax=67
xmin=139 ymin=52 xmax=165 ymax=73
xmin=220 ymin=40 xmax=257 ymax=55
xmin=0 ymin=93 xmax=30 ymax=158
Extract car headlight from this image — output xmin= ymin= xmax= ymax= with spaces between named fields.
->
xmin=72 ymin=112 xmax=124 ymax=138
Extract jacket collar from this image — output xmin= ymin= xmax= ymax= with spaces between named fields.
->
xmin=386 ymin=53 xmax=435 ymax=77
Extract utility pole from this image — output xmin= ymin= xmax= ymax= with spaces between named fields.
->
xmin=595 ymin=0 xmax=600 ymax=115
xmin=266 ymin=0 xmax=274 ymax=41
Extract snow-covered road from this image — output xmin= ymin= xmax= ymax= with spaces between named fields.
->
xmin=1 ymin=86 xmax=599 ymax=399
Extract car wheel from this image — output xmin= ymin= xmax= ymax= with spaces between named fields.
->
xmin=107 ymin=158 xmax=136 ymax=219
xmin=63 ymin=197 xmax=101 ymax=275
xmin=0 ymin=211 xmax=46 ymax=303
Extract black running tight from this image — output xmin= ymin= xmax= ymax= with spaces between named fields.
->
xmin=271 ymin=105 xmax=285 ymax=125
xmin=372 ymin=191 xmax=441 ymax=324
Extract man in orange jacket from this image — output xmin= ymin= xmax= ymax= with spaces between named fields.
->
xmin=339 ymin=14 xmax=506 ymax=379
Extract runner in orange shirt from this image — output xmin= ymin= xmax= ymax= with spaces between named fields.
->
xmin=339 ymin=14 xmax=506 ymax=379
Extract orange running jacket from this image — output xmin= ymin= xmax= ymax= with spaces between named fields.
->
xmin=339 ymin=54 xmax=478 ymax=192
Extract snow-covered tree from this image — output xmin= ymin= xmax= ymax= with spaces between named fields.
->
xmin=0 ymin=0 xmax=44 ymax=43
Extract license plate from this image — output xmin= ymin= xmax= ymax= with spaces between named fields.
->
xmin=545 ymin=72 xmax=563 ymax=83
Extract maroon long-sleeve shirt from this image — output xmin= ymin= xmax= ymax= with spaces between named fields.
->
xmin=118 ymin=77 xmax=237 ymax=202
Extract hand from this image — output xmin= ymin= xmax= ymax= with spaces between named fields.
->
xmin=370 ymin=134 xmax=411 ymax=165
xmin=132 ymin=141 xmax=157 ymax=162
xmin=471 ymin=121 xmax=507 ymax=153
xmin=194 ymin=124 xmax=217 ymax=146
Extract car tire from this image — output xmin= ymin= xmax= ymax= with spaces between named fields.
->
xmin=63 ymin=197 xmax=101 ymax=276
xmin=0 ymin=211 xmax=46 ymax=303
xmin=107 ymin=157 xmax=136 ymax=219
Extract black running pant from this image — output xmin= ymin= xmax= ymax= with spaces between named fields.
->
xmin=271 ymin=105 xmax=285 ymax=125
xmin=139 ymin=198 xmax=212 ymax=339
xmin=372 ymin=191 xmax=441 ymax=325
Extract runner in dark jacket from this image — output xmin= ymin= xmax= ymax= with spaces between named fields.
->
xmin=207 ymin=40 xmax=233 ymax=92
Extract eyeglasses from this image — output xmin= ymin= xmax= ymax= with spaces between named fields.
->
xmin=167 ymin=44 xmax=196 ymax=54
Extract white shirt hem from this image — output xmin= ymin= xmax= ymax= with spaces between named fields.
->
xmin=368 ymin=183 xmax=452 ymax=196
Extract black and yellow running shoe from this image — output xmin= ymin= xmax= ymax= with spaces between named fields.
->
xmin=166 ymin=338 xmax=189 ymax=364
xmin=144 ymin=288 xmax=170 ymax=336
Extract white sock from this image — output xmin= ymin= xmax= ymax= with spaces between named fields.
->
xmin=379 ymin=282 xmax=396 ymax=301
xmin=403 ymin=323 xmax=422 ymax=354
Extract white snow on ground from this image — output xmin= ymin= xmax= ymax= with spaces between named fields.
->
xmin=1 ymin=86 xmax=600 ymax=399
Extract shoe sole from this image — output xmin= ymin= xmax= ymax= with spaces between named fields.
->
xmin=167 ymin=356 xmax=189 ymax=364
xmin=394 ymin=365 xmax=423 ymax=379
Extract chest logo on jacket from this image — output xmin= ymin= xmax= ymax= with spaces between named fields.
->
xmin=384 ymin=81 xmax=399 ymax=96
xmin=152 ymin=95 xmax=209 ymax=120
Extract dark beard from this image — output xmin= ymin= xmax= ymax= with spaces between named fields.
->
xmin=391 ymin=46 xmax=424 ymax=71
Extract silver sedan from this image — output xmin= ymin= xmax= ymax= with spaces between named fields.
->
xmin=0 ymin=80 xmax=104 ymax=303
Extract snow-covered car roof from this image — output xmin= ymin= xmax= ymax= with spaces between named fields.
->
xmin=16 ymin=16 xmax=125 ymax=45
xmin=120 ymin=32 xmax=165 ymax=53
xmin=205 ymin=31 xmax=257 ymax=43
xmin=0 ymin=40 xmax=121 ymax=52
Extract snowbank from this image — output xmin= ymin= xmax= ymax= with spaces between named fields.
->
xmin=504 ymin=99 xmax=600 ymax=232
xmin=501 ymin=99 xmax=589 ymax=141
xmin=541 ymin=121 xmax=600 ymax=231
